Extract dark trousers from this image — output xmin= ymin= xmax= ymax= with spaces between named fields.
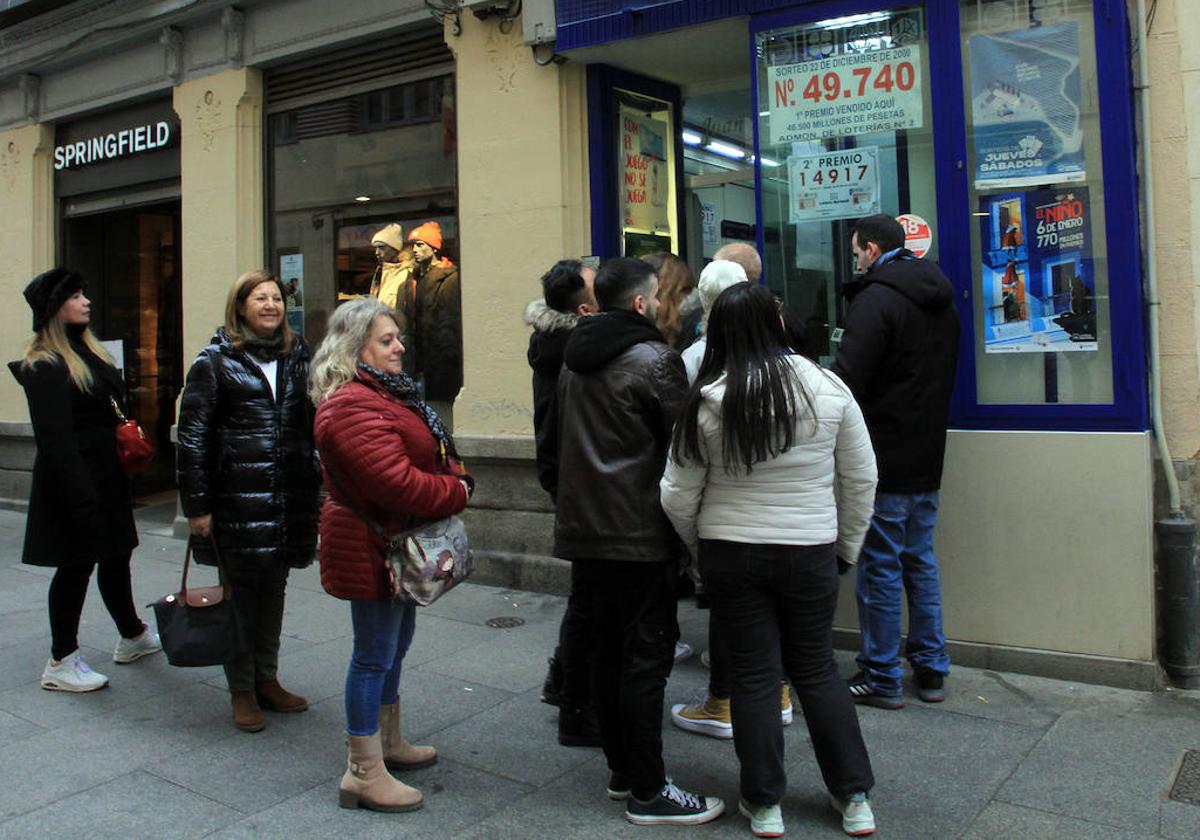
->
xmin=574 ymin=558 xmax=679 ymax=800
xmin=707 ymin=610 xmax=732 ymax=698
xmin=222 ymin=564 xmax=289 ymax=692
xmin=556 ymin=562 xmax=593 ymax=710
xmin=48 ymin=554 xmax=144 ymax=661
xmin=699 ymin=539 xmax=874 ymax=805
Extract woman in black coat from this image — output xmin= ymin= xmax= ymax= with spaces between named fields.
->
xmin=9 ymin=268 xmax=162 ymax=693
xmin=176 ymin=269 xmax=320 ymax=733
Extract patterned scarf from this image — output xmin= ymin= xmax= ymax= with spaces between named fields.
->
xmin=357 ymin=362 xmax=458 ymax=463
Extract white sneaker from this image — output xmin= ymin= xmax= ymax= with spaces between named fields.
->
xmin=700 ymin=649 xmax=711 ymax=669
xmin=41 ymin=651 xmax=109 ymax=692
xmin=830 ymin=792 xmax=875 ymax=836
xmin=674 ymin=641 xmax=694 ymax=664
xmin=739 ymin=799 xmax=785 ymax=837
xmin=113 ymin=625 xmax=162 ymax=664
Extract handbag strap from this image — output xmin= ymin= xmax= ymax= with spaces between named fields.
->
xmin=180 ymin=534 xmax=228 ymax=597
xmin=109 ymin=396 xmax=129 ymax=424
xmin=325 ymin=470 xmax=391 ymax=543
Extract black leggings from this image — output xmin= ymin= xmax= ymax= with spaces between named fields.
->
xmin=48 ymin=555 xmax=144 ymax=661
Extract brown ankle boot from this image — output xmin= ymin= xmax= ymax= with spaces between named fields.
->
xmin=338 ymin=732 xmax=423 ymax=812
xmin=231 ymin=690 xmax=265 ymax=732
xmin=256 ymin=679 xmax=308 ymax=713
xmin=380 ymin=700 xmax=437 ymax=770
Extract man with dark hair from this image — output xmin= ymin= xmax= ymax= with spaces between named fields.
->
xmin=524 ymin=259 xmax=599 ymax=747
xmin=832 ymin=213 xmax=960 ymax=710
xmin=556 ymin=257 xmax=723 ymax=826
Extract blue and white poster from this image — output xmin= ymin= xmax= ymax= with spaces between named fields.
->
xmin=979 ymin=186 xmax=1096 ymax=354
xmin=969 ymin=22 xmax=1086 ymax=189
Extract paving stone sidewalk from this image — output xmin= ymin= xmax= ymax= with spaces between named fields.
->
xmin=0 ymin=505 xmax=1198 ymax=839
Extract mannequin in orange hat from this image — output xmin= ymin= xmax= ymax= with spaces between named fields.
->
xmin=407 ymin=222 xmax=462 ymax=426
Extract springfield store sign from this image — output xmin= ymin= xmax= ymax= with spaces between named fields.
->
xmin=54 ymin=121 xmax=172 ymax=170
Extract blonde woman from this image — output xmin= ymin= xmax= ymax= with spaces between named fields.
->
xmin=176 ymin=270 xmax=321 ymax=733
xmin=9 ymin=268 xmax=161 ymax=693
xmin=310 ymin=297 xmax=473 ymax=813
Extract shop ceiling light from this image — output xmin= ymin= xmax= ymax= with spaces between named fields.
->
xmin=682 ymin=130 xmax=703 ymax=146
xmin=706 ymin=140 xmax=745 ymax=160
xmin=814 ymin=12 xmax=891 ymax=30
xmin=758 ymin=156 xmax=780 ymax=167
xmin=355 ymin=195 xmax=371 ymax=202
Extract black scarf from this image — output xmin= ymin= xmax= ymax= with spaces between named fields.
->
xmin=241 ymin=330 xmax=285 ymax=361
xmin=357 ymin=362 xmax=458 ymax=463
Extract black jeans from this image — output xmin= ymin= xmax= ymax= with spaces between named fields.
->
xmin=707 ymin=610 xmax=732 ymax=698
xmin=49 ymin=554 xmax=144 ymax=661
xmin=222 ymin=564 xmax=289 ymax=692
xmin=699 ymin=539 xmax=874 ymax=805
xmin=557 ymin=562 xmax=593 ymax=710
xmin=574 ymin=558 xmax=679 ymax=800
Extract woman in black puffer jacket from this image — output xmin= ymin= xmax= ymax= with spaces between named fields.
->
xmin=177 ymin=269 xmax=320 ymax=733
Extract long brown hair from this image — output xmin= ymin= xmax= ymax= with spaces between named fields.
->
xmin=22 ymin=305 xmax=115 ymax=393
xmin=641 ymin=252 xmax=696 ymax=349
xmin=223 ymin=270 xmax=297 ymax=355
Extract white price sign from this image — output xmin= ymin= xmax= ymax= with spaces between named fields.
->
xmin=768 ymin=45 xmax=925 ymax=144
xmin=788 ymin=146 xmax=881 ymax=223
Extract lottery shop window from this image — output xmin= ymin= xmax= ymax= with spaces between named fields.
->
xmin=961 ymin=0 xmax=1112 ymax=405
xmin=754 ymin=6 xmax=939 ymax=366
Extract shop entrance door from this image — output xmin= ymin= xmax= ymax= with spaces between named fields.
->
xmin=752 ymin=3 xmax=954 ymax=365
xmin=63 ymin=203 xmax=182 ymax=495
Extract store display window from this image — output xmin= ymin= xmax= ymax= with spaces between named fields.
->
xmin=268 ymin=74 xmax=457 ymax=343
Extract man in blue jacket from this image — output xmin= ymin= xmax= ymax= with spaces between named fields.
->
xmin=831 ymin=214 xmax=960 ymax=709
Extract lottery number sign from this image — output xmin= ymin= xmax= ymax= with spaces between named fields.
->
xmin=788 ymin=147 xmax=880 ymax=223
xmin=768 ymin=45 xmax=925 ymax=144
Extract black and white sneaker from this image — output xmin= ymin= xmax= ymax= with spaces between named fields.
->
xmin=847 ymin=671 xmax=904 ymax=710
xmin=625 ymin=781 xmax=725 ymax=826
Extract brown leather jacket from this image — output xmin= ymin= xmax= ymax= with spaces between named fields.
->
xmin=552 ymin=309 xmax=688 ymax=562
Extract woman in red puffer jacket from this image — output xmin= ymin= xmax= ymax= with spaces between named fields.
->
xmin=309 ymin=297 xmax=473 ymax=816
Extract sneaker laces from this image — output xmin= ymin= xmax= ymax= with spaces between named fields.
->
xmin=661 ymin=782 xmax=701 ymax=810
xmin=70 ymin=654 xmax=94 ymax=676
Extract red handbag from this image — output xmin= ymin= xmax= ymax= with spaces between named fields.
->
xmin=110 ymin=397 xmax=155 ymax=476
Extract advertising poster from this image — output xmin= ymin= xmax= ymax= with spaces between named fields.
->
xmin=767 ymin=44 xmax=924 ymax=144
xmin=280 ymin=253 xmax=304 ymax=309
xmin=978 ymin=186 xmax=1096 ymax=353
xmin=788 ymin=146 xmax=880 ymax=223
xmin=620 ymin=110 xmax=671 ymax=233
xmin=969 ymin=22 xmax=1086 ymax=189
xmin=279 ymin=252 xmax=304 ymax=334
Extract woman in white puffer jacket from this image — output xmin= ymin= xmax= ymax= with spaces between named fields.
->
xmin=660 ymin=281 xmax=880 ymax=838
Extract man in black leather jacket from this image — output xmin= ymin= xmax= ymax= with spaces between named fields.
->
xmin=554 ymin=258 xmax=723 ymax=826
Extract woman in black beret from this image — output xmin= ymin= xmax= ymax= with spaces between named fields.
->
xmin=9 ymin=267 xmax=161 ymax=692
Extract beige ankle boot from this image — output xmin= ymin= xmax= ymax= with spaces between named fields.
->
xmin=380 ymin=700 xmax=438 ymax=770
xmin=338 ymin=732 xmax=423 ymax=812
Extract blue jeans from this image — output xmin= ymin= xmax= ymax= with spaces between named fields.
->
xmin=855 ymin=491 xmax=950 ymax=695
xmin=345 ymin=599 xmax=417 ymax=736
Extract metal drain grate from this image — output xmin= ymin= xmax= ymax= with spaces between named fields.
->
xmin=485 ymin=616 xmax=525 ymax=629
xmin=1170 ymin=750 xmax=1200 ymax=806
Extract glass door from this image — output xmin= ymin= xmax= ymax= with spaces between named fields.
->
xmin=753 ymin=4 xmax=942 ymax=366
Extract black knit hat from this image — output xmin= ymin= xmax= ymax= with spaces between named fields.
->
xmin=23 ymin=268 xmax=85 ymax=331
